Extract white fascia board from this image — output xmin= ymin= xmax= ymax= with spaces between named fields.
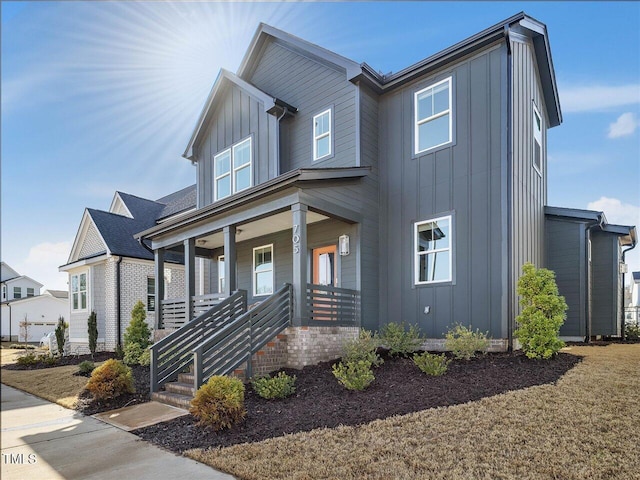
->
xmin=68 ymin=210 xmax=111 ymax=264
xmin=109 ymin=193 xmax=134 ymax=218
xmin=59 ymin=254 xmax=109 ymax=272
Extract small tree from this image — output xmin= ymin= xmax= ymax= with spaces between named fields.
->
xmin=124 ymin=301 xmax=152 ymax=349
xmin=88 ymin=311 xmax=98 ymax=358
xmin=19 ymin=315 xmax=30 ymax=344
xmin=55 ymin=316 xmax=67 ymax=356
xmin=514 ymin=263 xmax=568 ymax=359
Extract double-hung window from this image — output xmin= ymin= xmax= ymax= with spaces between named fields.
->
xmin=27 ymin=288 xmax=35 ymax=297
xmin=313 ymin=109 xmax=331 ymax=160
xmin=218 ymin=255 xmax=225 ymax=293
xmin=214 ymin=137 xmax=252 ymax=201
xmin=147 ymin=277 xmax=155 ymax=312
xmin=13 ymin=287 xmax=21 ymax=299
xmin=533 ymin=103 xmax=543 ymax=174
xmin=415 ymin=215 xmax=452 ymax=284
xmin=415 ymin=77 xmax=453 ymax=154
xmin=71 ymin=272 xmax=88 ymax=311
xmin=253 ymin=245 xmax=274 ymax=296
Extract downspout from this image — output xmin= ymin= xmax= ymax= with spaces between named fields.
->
xmin=621 ymin=240 xmax=637 ymax=340
xmin=116 ymin=256 xmax=123 ymax=350
xmin=584 ymin=215 xmax=605 ymax=342
xmin=504 ymin=24 xmax=514 ymax=352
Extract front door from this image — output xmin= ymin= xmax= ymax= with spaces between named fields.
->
xmin=312 ymin=245 xmax=337 ymax=287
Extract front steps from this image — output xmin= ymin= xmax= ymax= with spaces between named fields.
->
xmin=151 ymin=372 xmax=196 ymax=409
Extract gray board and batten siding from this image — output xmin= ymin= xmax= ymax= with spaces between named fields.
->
xmin=378 ymin=42 xmax=508 ymax=339
xmin=591 ymin=230 xmax=622 ymax=336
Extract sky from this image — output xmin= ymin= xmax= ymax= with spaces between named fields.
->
xmin=2 ymin=1 xmax=639 ymax=292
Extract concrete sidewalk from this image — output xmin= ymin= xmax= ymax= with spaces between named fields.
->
xmin=1 ymin=384 xmax=235 ymax=480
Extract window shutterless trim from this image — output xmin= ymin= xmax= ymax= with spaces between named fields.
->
xmin=414 ymin=215 xmax=453 ymax=285
xmin=71 ymin=270 xmax=89 ymax=312
xmin=252 ymin=244 xmax=274 ymax=297
xmin=214 ymin=136 xmax=253 ymax=200
xmin=214 ymin=148 xmax=231 ymax=201
xmin=313 ymin=108 xmax=332 ymax=161
xmin=532 ymin=101 xmax=543 ymax=176
xmin=414 ymin=77 xmax=453 ymax=155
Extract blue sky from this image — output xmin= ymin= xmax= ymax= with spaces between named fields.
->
xmin=2 ymin=1 xmax=639 ymax=291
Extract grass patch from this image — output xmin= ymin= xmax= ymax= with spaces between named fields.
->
xmin=1 ymin=364 xmax=90 ymax=409
xmin=186 ymin=344 xmax=640 ymax=480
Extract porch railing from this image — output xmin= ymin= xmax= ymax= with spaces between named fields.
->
xmin=150 ymin=290 xmax=247 ymax=393
xmin=160 ymin=293 xmax=226 ymax=329
xmin=193 ymin=283 xmax=292 ymax=389
xmin=306 ymin=283 xmax=360 ymax=327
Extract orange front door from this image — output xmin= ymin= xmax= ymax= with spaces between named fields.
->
xmin=312 ymin=245 xmax=337 ymax=287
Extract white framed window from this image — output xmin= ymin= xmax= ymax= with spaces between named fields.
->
xmin=71 ymin=272 xmax=88 ymax=311
xmin=147 ymin=277 xmax=155 ymax=312
xmin=218 ymin=255 xmax=225 ymax=293
xmin=253 ymin=244 xmax=274 ymax=296
xmin=313 ymin=109 xmax=332 ymax=160
xmin=13 ymin=287 xmax=21 ymax=299
xmin=26 ymin=288 xmax=35 ymax=297
xmin=2 ymin=285 xmax=6 ymax=300
xmin=415 ymin=77 xmax=453 ymax=154
xmin=414 ymin=215 xmax=452 ymax=285
xmin=214 ymin=137 xmax=252 ymax=201
xmin=533 ymin=103 xmax=543 ymax=175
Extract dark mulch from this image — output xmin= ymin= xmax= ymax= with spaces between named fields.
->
xmin=134 ymin=350 xmax=581 ymax=453
xmin=75 ymin=365 xmax=151 ymax=415
xmin=2 ymin=352 xmax=115 ymax=370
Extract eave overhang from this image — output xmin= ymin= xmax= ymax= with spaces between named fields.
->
xmin=136 ymin=167 xmax=370 ymax=242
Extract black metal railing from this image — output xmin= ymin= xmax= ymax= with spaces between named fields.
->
xmin=306 ymin=284 xmax=360 ymax=326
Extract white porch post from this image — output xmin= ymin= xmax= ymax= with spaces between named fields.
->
xmin=292 ymin=203 xmax=308 ymax=326
xmin=223 ymin=225 xmax=237 ymax=296
xmin=154 ymin=248 xmax=165 ymax=329
xmin=184 ymin=238 xmax=195 ymax=320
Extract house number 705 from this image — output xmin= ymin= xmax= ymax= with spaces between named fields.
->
xmin=292 ymin=224 xmax=300 ymax=253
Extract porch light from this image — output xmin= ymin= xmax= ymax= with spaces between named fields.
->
xmin=339 ymin=234 xmax=350 ymax=256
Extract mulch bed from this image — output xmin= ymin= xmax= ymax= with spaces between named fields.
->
xmin=75 ymin=364 xmax=151 ymax=415
xmin=134 ymin=350 xmax=581 ymax=453
xmin=2 ymin=352 xmax=115 ymax=370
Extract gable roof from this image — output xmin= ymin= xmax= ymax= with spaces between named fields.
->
xmin=46 ymin=290 xmax=69 ymax=299
xmin=157 ymin=184 xmax=197 ymax=220
xmin=1 ymin=262 xmax=21 ymax=282
xmin=87 ymin=208 xmax=156 ymax=260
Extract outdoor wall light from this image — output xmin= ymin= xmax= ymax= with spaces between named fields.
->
xmin=339 ymin=234 xmax=350 ymax=256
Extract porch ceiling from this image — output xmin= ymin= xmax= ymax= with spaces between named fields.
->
xmin=196 ymin=210 xmax=329 ymax=250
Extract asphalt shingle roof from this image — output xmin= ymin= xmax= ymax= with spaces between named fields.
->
xmin=156 ymin=185 xmax=197 ymax=220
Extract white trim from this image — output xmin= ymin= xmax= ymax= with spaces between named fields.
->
xmin=108 ymin=193 xmax=133 ymax=218
xmin=146 ymin=276 xmax=156 ymax=313
xmin=214 ymin=136 xmax=253 ymax=201
xmin=214 ymin=148 xmax=232 ymax=201
xmin=67 ymin=211 xmax=110 ymax=264
xmin=218 ymin=255 xmax=225 ymax=293
xmin=252 ymin=244 xmax=274 ymax=297
xmin=313 ymin=108 xmax=332 ymax=161
xmin=59 ymin=254 xmax=109 ymax=272
xmin=532 ymin=101 xmax=543 ymax=176
xmin=414 ymin=215 xmax=453 ymax=285
xmin=70 ymin=270 xmax=89 ymax=312
xmin=414 ymin=77 xmax=453 ymax=154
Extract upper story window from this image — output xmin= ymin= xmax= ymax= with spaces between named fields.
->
xmin=26 ymin=288 xmax=35 ymax=297
xmin=415 ymin=77 xmax=453 ymax=154
xmin=13 ymin=287 xmax=21 ymax=299
xmin=147 ymin=277 xmax=155 ymax=312
xmin=71 ymin=272 xmax=88 ymax=311
xmin=313 ymin=109 xmax=332 ymax=161
xmin=214 ymin=137 xmax=252 ymax=201
xmin=253 ymin=244 xmax=274 ymax=297
xmin=2 ymin=285 xmax=5 ymax=300
xmin=533 ymin=103 xmax=543 ymax=174
xmin=414 ymin=215 xmax=452 ymax=285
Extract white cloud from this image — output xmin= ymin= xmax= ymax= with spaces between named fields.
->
xmin=608 ymin=112 xmax=639 ymax=138
xmin=17 ymin=242 xmax=72 ymax=291
xmin=560 ymin=84 xmax=640 ymax=113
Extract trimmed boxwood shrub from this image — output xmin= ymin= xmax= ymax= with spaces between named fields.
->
xmin=342 ymin=328 xmax=383 ymax=367
xmin=445 ymin=324 xmax=490 ymax=360
xmin=252 ymin=372 xmax=297 ymax=399
xmin=413 ymin=352 xmax=450 ymax=376
xmin=86 ymin=359 xmax=135 ymax=401
xmin=190 ymin=376 xmax=246 ymax=430
xmin=332 ymin=360 xmax=375 ymax=391
xmin=378 ymin=322 xmax=423 ymax=357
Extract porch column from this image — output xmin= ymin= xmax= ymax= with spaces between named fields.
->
xmin=154 ymin=248 xmax=165 ymax=329
xmin=184 ymin=238 xmax=195 ymax=320
xmin=292 ymin=203 xmax=308 ymax=326
xmin=223 ymin=225 xmax=237 ymax=296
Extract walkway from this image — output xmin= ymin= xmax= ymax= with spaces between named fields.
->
xmin=1 ymin=384 xmax=235 ymax=480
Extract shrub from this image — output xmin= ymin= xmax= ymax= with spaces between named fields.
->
xmin=86 ymin=359 xmax=135 ymax=401
xmin=445 ymin=324 xmax=490 ymax=360
xmin=123 ymin=342 xmax=146 ymax=366
xmin=114 ymin=344 xmax=124 ymax=360
xmin=190 ymin=376 xmax=246 ymax=430
xmin=16 ymin=351 xmax=39 ymax=366
xmin=78 ymin=360 xmax=95 ymax=375
xmin=342 ymin=329 xmax=383 ymax=367
xmin=625 ymin=323 xmax=640 ymax=341
xmin=10 ymin=344 xmax=35 ymax=350
xmin=41 ymin=354 xmax=58 ymax=366
xmin=378 ymin=322 xmax=423 ymax=356
xmin=332 ymin=360 xmax=375 ymax=391
xmin=514 ymin=263 xmax=567 ymax=359
xmin=55 ymin=316 xmax=67 ymax=356
xmin=252 ymin=372 xmax=297 ymax=399
xmin=88 ymin=311 xmax=98 ymax=357
xmin=138 ymin=348 xmax=151 ymax=367
xmin=124 ymin=301 xmax=151 ymax=349
xmin=413 ymin=352 xmax=450 ymax=376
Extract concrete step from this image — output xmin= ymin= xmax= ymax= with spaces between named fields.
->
xmin=151 ymin=391 xmax=192 ymax=409
xmin=165 ymin=381 xmax=196 ymax=396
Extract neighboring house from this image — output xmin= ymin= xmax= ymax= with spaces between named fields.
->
xmin=1 ymin=284 xmax=68 ymax=342
xmin=1 ymin=262 xmax=43 ymax=302
xmin=59 ymin=186 xmax=207 ymax=353
xmin=631 ymin=272 xmax=640 ymax=307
